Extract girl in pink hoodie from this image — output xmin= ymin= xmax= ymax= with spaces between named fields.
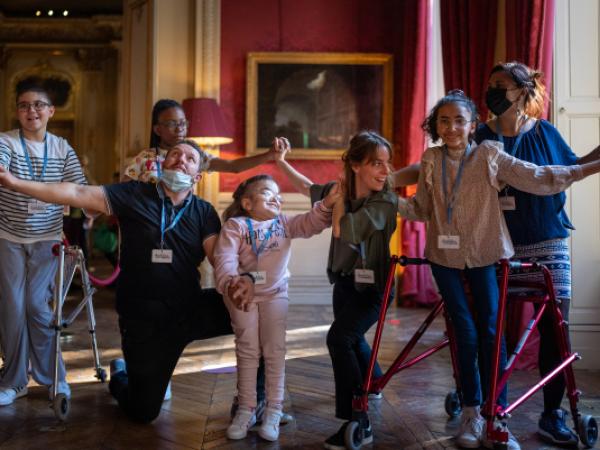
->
xmin=214 ymin=173 xmax=338 ymax=442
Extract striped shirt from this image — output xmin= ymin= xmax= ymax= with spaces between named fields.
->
xmin=0 ymin=129 xmax=87 ymax=243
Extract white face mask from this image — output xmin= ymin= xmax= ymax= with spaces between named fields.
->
xmin=160 ymin=169 xmax=194 ymax=192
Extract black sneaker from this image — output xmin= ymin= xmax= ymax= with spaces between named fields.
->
xmin=324 ymin=421 xmax=373 ymax=450
xmin=538 ymin=409 xmax=579 ymax=447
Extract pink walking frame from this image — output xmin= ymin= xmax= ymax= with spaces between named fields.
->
xmin=343 ymin=256 xmax=598 ymax=450
xmin=484 ymin=260 xmax=597 ymax=449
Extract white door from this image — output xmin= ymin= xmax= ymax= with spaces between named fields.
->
xmin=554 ymin=0 xmax=600 ymax=369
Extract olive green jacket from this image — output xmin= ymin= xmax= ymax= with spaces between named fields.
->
xmin=311 ymin=183 xmax=398 ymax=292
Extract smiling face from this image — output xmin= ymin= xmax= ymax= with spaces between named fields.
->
xmin=352 ymin=145 xmax=391 ymax=197
xmin=153 ymin=107 xmax=188 ymax=148
xmin=163 ymin=143 xmax=202 ymax=182
xmin=435 ymin=103 xmax=476 ymax=151
xmin=241 ymin=179 xmax=282 ymax=221
xmin=16 ymin=90 xmax=55 ymax=137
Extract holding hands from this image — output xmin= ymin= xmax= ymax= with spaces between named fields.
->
xmin=271 ymin=137 xmax=291 ymax=162
xmin=227 ymin=275 xmax=255 ymax=311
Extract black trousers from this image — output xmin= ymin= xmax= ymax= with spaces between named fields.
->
xmin=538 ymin=298 xmax=571 ymax=412
xmin=109 ymin=289 xmax=266 ymax=423
xmin=327 ymin=277 xmax=383 ymax=420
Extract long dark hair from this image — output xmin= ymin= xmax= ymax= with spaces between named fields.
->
xmin=149 ymin=99 xmax=183 ymax=148
xmin=222 ymin=174 xmax=275 ymax=221
xmin=342 ymin=131 xmax=392 ymax=200
xmin=490 ymin=61 xmax=547 ymax=119
xmin=422 ymin=89 xmax=479 ymax=142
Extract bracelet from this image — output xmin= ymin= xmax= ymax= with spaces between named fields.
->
xmin=240 ymin=272 xmax=256 ymax=283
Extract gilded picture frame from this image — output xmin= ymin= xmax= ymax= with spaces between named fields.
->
xmin=246 ymin=52 xmax=393 ymax=159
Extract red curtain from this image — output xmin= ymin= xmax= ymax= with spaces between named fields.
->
xmin=440 ymin=0 xmax=498 ymax=118
xmin=505 ymin=0 xmax=555 ymax=118
xmin=387 ymin=0 xmax=439 ymax=306
xmin=504 ymin=0 xmax=556 ymax=370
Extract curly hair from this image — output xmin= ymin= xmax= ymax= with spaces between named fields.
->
xmin=422 ymin=89 xmax=479 ymax=143
xmin=489 ymin=61 xmax=547 ymax=119
xmin=222 ymin=174 xmax=276 ymax=221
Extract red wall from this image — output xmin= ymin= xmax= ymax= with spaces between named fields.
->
xmin=219 ymin=0 xmax=392 ymax=192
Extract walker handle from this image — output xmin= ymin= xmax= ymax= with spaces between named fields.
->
xmin=398 ymin=255 xmax=430 ymax=266
xmin=507 ymin=261 xmax=538 ymax=270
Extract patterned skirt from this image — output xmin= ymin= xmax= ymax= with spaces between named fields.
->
xmin=507 ymin=238 xmax=571 ymax=300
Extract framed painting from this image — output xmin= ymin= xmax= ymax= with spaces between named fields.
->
xmin=246 ymin=52 xmax=393 ymax=159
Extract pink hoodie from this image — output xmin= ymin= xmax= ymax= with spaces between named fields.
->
xmin=214 ymin=201 xmax=332 ymax=302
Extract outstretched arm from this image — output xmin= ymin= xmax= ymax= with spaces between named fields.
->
xmin=0 ymin=166 xmax=108 ymax=215
xmin=577 ymin=144 xmax=600 ymax=165
xmin=208 ymin=147 xmax=275 ymax=173
xmin=273 ymin=137 xmax=313 ymax=197
xmin=392 ymin=163 xmax=420 ymax=187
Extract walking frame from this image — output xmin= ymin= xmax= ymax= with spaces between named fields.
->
xmin=51 ymin=243 xmax=106 ymax=421
xmin=342 ymin=256 xmax=598 ymax=450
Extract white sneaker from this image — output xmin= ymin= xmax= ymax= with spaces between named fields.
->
xmin=0 ymin=386 xmax=28 ymax=406
xmin=49 ymin=381 xmax=71 ymax=400
xmin=482 ymin=428 xmax=521 ymax=450
xmin=163 ymin=381 xmax=172 ymax=402
xmin=226 ymin=406 xmax=256 ymax=440
xmin=258 ymin=407 xmax=282 ymax=441
xmin=456 ymin=406 xmax=485 ymax=449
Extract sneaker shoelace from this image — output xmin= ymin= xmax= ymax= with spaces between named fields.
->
xmin=232 ymin=409 xmax=255 ymax=427
xmin=462 ymin=416 xmax=484 ymax=436
xmin=263 ymin=411 xmax=281 ymax=428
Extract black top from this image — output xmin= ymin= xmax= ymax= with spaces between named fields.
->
xmin=103 ymin=181 xmax=221 ymax=314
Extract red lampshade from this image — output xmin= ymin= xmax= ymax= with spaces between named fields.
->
xmin=182 ymin=97 xmax=233 ymax=146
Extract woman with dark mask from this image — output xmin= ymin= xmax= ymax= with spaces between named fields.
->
xmin=475 ymin=61 xmax=600 ymax=447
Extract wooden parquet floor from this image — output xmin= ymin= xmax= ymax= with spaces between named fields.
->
xmin=0 ymin=283 xmax=598 ymax=449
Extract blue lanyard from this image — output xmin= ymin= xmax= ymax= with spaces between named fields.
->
xmin=155 ymin=147 xmax=162 ymax=178
xmin=19 ymin=130 xmax=48 ymax=181
xmin=441 ymin=143 xmax=471 ymax=224
xmin=246 ymin=217 xmax=279 ymax=257
xmin=160 ymin=196 xmax=191 ymax=247
xmin=349 ymin=242 xmax=368 ymax=268
xmin=495 ymin=120 xmax=526 ymax=156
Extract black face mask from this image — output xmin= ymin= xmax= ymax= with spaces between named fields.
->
xmin=485 ymin=87 xmax=513 ymax=116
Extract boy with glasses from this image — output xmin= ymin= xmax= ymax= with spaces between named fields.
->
xmin=0 ymin=81 xmax=86 ymax=406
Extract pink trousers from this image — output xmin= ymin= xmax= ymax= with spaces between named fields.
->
xmin=224 ymin=295 xmax=288 ymax=410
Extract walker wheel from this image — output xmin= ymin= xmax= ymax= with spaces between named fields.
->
xmin=96 ymin=367 xmax=107 ymax=383
xmin=344 ymin=420 xmax=363 ymax=450
xmin=444 ymin=390 xmax=462 ymax=418
xmin=578 ymin=415 xmax=598 ymax=448
xmin=53 ymin=393 xmax=70 ymax=422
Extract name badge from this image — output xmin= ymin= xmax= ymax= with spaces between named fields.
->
xmin=354 ymin=269 xmax=375 ymax=284
xmin=250 ymin=271 xmax=267 ymax=285
xmin=28 ymin=201 xmax=48 ymax=214
xmin=151 ymin=249 xmax=173 ymax=264
xmin=438 ymin=235 xmax=460 ymax=249
xmin=499 ymin=196 xmax=516 ymax=211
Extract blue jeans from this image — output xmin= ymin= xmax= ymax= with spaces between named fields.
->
xmin=431 ymin=263 xmax=507 ymax=408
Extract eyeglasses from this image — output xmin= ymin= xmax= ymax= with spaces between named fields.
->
xmin=437 ymin=118 xmax=473 ymax=128
xmin=17 ymin=101 xmax=51 ymax=112
xmin=158 ymin=120 xmax=189 ymax=130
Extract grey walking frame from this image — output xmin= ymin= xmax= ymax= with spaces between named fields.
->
xmin=51 ymin=243 xmax=106 ymax=421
